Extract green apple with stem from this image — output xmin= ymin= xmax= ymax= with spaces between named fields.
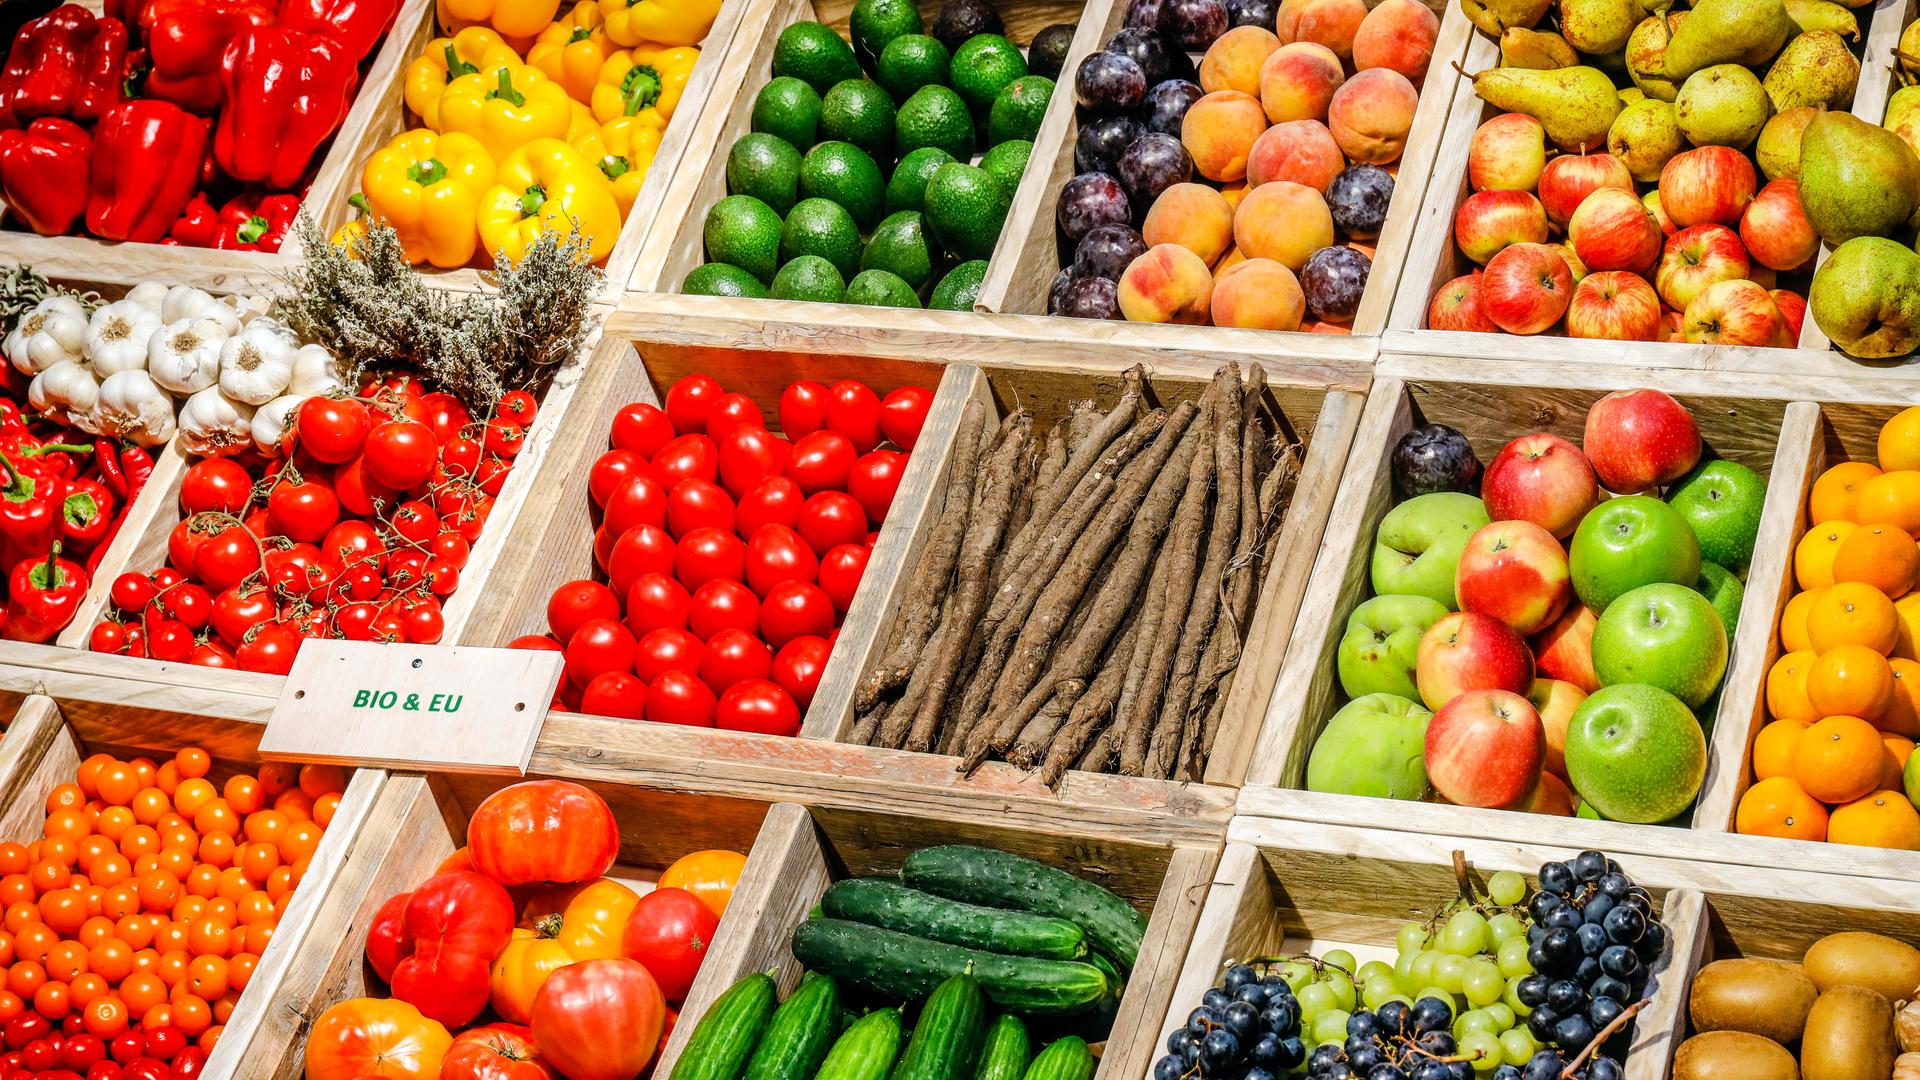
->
xmin=1569 ymin=495 xmax=1701 ymax=612
xmin=1338 ymin=594 xmax=1451 ymax=701
xmin=1564 ymin=683 xmax=1706 ymax=823
xmin=1591 ymin=582 xmax=1728 ymax=707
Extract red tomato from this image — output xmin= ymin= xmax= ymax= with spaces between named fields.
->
xmin=818 ymin=543 xmax=869 ymax=615
xmin=467 ymin=781 xmax=619 ymax=886
xmin=663 ymin=374 xmax=722 ymax=435
xmin=434 ymin=531 xmax=472 ymax=570
xmin=699 ymin=630 xmax=773 ymax=695
xmin=760 ymin=581 xmax=836 ymax=649
xmin=166 ymin=521 xmax=204 ymax=573
xmin=664 ymin=479 xmax=735 ymax=538
xmin=778 ymin=380 xmax=828 ymax=439
xmin=736 ymin=476 xmax=804 ymax=536
xmin=110 ymin=571 xmax=156 ymax=611
xmin=296 ymin=398 xmax=373 ymax=465
xmin=89 ymin=621 xmax=127 ymax=654
xmin=797 ymin=492 xmax=868 ymax=554
xmin=390 ymin=500 xmax=440 ymax=546
xmin=880 ymin=386 xmax=933 ymax=450
xmin=606 ymin=526 xmax=676 ymax=598
xmin=438 ymin=1023 xmax=551 ymax=1080
xmin=619 ymin=888 xmax=717 ymax=1001
xmin=633 ymin=629 xmax=705 ymax=683
xmin=333 ymin=456 xmax=397 ymax=517
xmin=497 ymin=390 xmax=539 ymax=428
xmin=686 ymin=579 xmax=758 ymax=641
xmin=154 ymin=581 xmax=210 ymax=628
xmin=785 ymin=431 xmax=856 ymax=494
xmin=483 ymin=417 xmax=527 ymax=458
xmin=715 ymin=426 xmax=782 ymax=498
xmin=603 ymin=474 xmax=668 ymax=537
xmin=673 ymin=527 xmax=746 ymax=591
xmin=193 ymin=526 xmax=261 ymax=593
xmin=624 ymin=574 xmax=690 ymax=637
xmin=564 ymin=618 xmax=635 ymax=689
xmin=418 ymin=392 xmax=473 ymax=445
xmin=703 ymin=392 xmax=763 ymax=438
xmin=547 ymin=581 xmax=621 ymax=643
xmin=643 ymin=670 xmax=715 ymax=728
xmin=825 ymin=380 xmax=882 ymax=453
xmin=442 ymin=436 xmax=484 ymax=479
xmin=744 ymin=524 xmax=818 ymax=597
xmin=403 ymin=597 xmax=446 ymax=644
xmin=508 ymin=634 xmax=562 ymax=652
xmin=364 ymin=421 xmax=438 ymax=490
xmin=260 ymin=481 xmax=337 ymax=542
xmin=579 ymin=672 xmax=647 ymax=721
xmin=302 ymin=997 xmax=451 ymax=1080
xmin=651 ymin=434 xmax=718 ymax=486
xmin=716 ymin=679 xmax=802 ymax=737
xmin=609 ymin=403 xmax=673 ymax=458
xmin=146 ymin=618 xmax=193 ymax=661
xmin=587 ymin=450 xmax=648 ymax=509
xmin=847 ymin=450 xmax=906 ymax=524
xmin=336 ymin=602 xmax=382 ymax=640
xmin=235 ymin=623 xmax=301 ymax=674
xmin=324 ymin=519 xmax=385 ymax=563
xmin=179 ymin=459 xmax=250 ymax=515
xmin=528 ymin=959 xmax=665 ymax=1080
xmin=210 ymin=585 xmax=275 ymax=645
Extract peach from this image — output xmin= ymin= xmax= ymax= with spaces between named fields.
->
xmin=1117 ymin=244 xmax=1215 ymax=323
xmin=1180 ymin=90 xmax=1269 ymax=182
xmin=1211 ymin=258 xmax=1306 ymax=330
xmin=1328 ymin=68 xmax=1419 ymax=166
xmin=1216 ymin=246 xmax=1247 ymax=274
xmin=1200 ymin=26 xmax=1281 ymax=97
xmin=1258 ymin=42 xmax=1345 ymax=126
xmin=1143 ymin=182 xmax=1236 ymax=265
xmin=1233 ymin=180 xmax=1334 ymax=270
xmin=1352 ymin=0 xmax=1439 ymax=82
xmin=1220 ymin=181 xmax=1249 ymax=211
xmin=1289 ymin=0 xmax=1368 ymax=61
xmin=1246 ymin=119 xmax=1345 ymax=192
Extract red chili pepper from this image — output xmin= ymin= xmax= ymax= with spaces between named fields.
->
xmin=280 ymin=0 xmax=399 ymax=64
xmin=94 ymin=438 xmax=125 ymax=500
xmin=162 ymin=191 xmax=220 ymax=248
xmin=211 ymin=192 xmax=300 ymax=252
xmin=60 ymin=478 xmax=111 ymax=549
xmin=136 ymin=0 xmax=276 ymax=114
xmin=0 ymin=5 xmax=129 ymax=128
xmin=0 ymin=119 xmax=91 ymax=237
xmin=213 ymin=26 xmax=357 ymax=189
xmin=85 ymin=99 xmax=207 ymax=243
xmin=0 ymin=446 xmax=61 ymax=560
xmin=119 ymin=445 xmax=154 ymax=503
xmin=3 ymin=540 xmax=87 ymax=642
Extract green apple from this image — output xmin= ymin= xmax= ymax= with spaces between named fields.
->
xmin=1569 ymin=495 xmax=1701 ymax=612
xmin=1338 ymin=595 xmax=1451 ymax=701
xmin=1575 ymin=799 xmax=1611 ymax=820
xmin=1306 ymin=693 xmax=1433 ymax=800
xmin=1563 ymin=683 xmax=1706 ymax=823
xmin=1666 ymin=459 xmax=1766 ymax=571
xmin=1695 ymin=560 xmax=1743 ymax=636
xmin=1591 ymin=583 xmax=1729 ymax=707
xmin=1906 ymin=750 xmax=1920 ymax=809
xmin=1370 ymin=493 xmax=1491 ymax=609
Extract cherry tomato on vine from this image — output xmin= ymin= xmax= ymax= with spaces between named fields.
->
xmin=432 ymin=531 xmax=471 ymax=570
xmin=496 ymin=390 xmax=538 ymax=429
xmin=417 ymin=392 xmax=472 ymax=445
xmin=88 ymin=622 xmax=128 ymax=655
xmin=265 ymin=481 xmax=341 ymax=543
xmin=609 ymin=403 xmax=673 ymax=458
xmin=825 ymin=381 xmax=882 ymax=454
xmin=387 ymin=501 xmax=439 ymax=546
xmin=153 ymin=582 xmax=211 ymax=630
xmin=322 ymin=520 xmax=384 ymax=564
xmin=482 ymin=418 xmax=526 ymax=458
xmin=235 ymin=624 xmax=300 ymax=675
xmin=192 ymin=527 xmax=261 ymax=593
xmin=362 ymin=421 xmax=437 ymax=491
xmin=109 ymin=574 xmax=156 ymax=612
xmin=144 ymin=620 xmax=193 ymax=663
xmin=879 ymin=386 xmax=933 ymax=450
xmin=331 ymin=456 xmax=395 ymax=518
xmin=663 ymin=374 xmax=722 ymax=435
xmin=778 ymin=381 xmax=828 ymax=440
xmin=402 ymin=598 xmax=446 ymax=644
xmin=189 ymin=641 xmax=236 ymax=668
xmin=295 ymin=398 xmax=372 ymax=464
xmin=785 ymin=431 xmax=855 ymax=495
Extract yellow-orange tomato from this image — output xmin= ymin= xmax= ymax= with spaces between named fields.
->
xmin=657 ymin=849 xmax=746 ymax=918
xmin=488 ymin=927 xmax=574 ymax=1024
xmin=304 ymin=997 xmax=452 ymax=1080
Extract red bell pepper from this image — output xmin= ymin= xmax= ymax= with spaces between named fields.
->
xmin=281 ymin=0 xmax=399 ymax=64
xmin=365 ymin=871 xmax=514 ymax=1028
xmin=0 ymin=119 xmax=90 ymax=236
xmin=214 ymin=26 xmax=357 ymax=189
xmin=86 ymin=99 xmax=206 ymax=243
xmin=136 ymin=0 xmax=277 ymax=114
xmin=161 ymin=192 xmax=219 ymax=247
xmin=3 ymin=541 xmax=86 ymax=643
xmin=0 ymin=5 xmax=128 ymax=128
xmin=60 ymin=479 xmax=112 ymax=549
xmin=212 ymin=192 xmax=300 ymax=252
xmin=0 ymin=447 xmax=60 ymax=565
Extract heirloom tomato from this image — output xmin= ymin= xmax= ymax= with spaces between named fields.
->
xmin=467 ymin=781 xmax=619 ymax=886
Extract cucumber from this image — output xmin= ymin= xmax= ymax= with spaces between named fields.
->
xmin=891 ymin=972 xmax=985 ymax=1080
xmin=743 ymin=972 xmax=837 ymax=1080
xmin=823 ymin=878 xmax=1088 ymax=960
xmin=973 ymin=1016 xmax=1031 ymax=1080
xmin=817 ymin=1008 xmax=905 ymax=1080
xmin=1021 ymin=1037 xmax=1094 ymax=1080
xmin=669 ymin=972 xmax=778 ymax=1080
xmin=901 ymin=846 xmax=1148 ymax=972
xmin=791 ymin=919 xmax=1108 ymax=1016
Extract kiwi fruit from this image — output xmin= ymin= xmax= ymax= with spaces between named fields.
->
xmin=1689 ymin=958 xmax=1819 ymax=1043
xmin=1802 ymin=985 xmax=1896 ymax=1080
xmin=1675 ymin=1031 xmax=1800 ymax=1080
xmin=1804 ymin=932 xmax=1920 ymax=1005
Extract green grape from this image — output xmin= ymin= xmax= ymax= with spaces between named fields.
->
xmin=1463 ymin=960 xmax=1505 ymax=1006
xmin=1459 ymin=1030 xmax=1503 ymax=1074
xmin=1496 ymin=937 xmax=1532 ymax=979
xmin=1441 ymin=910 xmax=1490 ymax=956
xmin=1358 ymin=960 xmax=1397 ymax=985
xmin=1382 ymin=993 xmax=1415 ymax=1009
xmin=1487 ymin=912 xmax=1525 ymax=946
xmin=1280 ymin=960 xmax=1315 ymax=994
xmin=1487 ymin=870 xmax=1527 ymax=906
xmin=1322 ymin=949 xmax=1358 ymax=978
xmin=1327 ymin=972 xmax=1358 ymax=1012
xmin=1395 ymin=948 xmax=1419 ymax=984
xmin=1298 ymin=981 xmax=1338 ymax=1018
xmin=1397 ymin=922 xmax=1429 ymax=956
xmin=1312 ymin=1009 xmax=1351 ymax=1046
xmin=1435 ymin=954 xmax=1468 ymax=994
xmin=1485 ymin=1003 xmax=1516 ymax=1031
xmin=1458 ymin=1009 xmax=1499 ymax=1036
xmin=1409 ymin=950 xmax=1440 ymax=986
xmin=1503 ymin=979 xmax=1533 ymax=1018
xmin=1362 ymin=974 xmax=1401 ymax=1010
xmin=1499 ymin=1028 xmax=1537 ymax=1066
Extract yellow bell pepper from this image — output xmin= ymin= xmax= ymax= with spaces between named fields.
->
xmin=405 ymin=27 xmax=522 ymax=129
xmin=567 ymin=99 xmax=599 ymax=142
xmin=589 ymin=44 xmax=698 ymax=128
xmin=439 ymin=62 xmax=573 ymax=162
xmin=479 ymin=138 xmax=621 ymax=264
xmin=439 ymin=0 xmax=561 ymax=42
xmin=529 ymin=1 xmax=612 ymax=103
xmin=570 ymin=116 xmax=659 ymax=215
xmin=360 ymin=130 xmax=496 ymax=269
xmin=330 ymin=196 xmax=370 ymax=257
xmin=599 ymin=0 xmax=719 ymax=46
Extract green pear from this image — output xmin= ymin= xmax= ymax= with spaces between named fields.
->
xmin=1764 ymin=31 xmax=1860 ymax=111
xmin=1618 ymin=86 xmax=1645 ymax=106
xmin=1609 ymin=99 xmax=1685 ymax=181
xmin=1785 ymin=0 xmax=1859 ymax=38
xmin=1626 ymin=12 xmax=1687 ymax=101
xmin=1756 ymin=106 xmax=1819 ymax=180
xmin=1887 ymin=85 xmax=1920 ymax=156
xmin=1901 ymin=20 xmax=1920 ymax=83
xmin=1469 ymin=65 xmax=1623 ymax=153
xmin=1811 ymin=237 xmax=1920 ymax=359
xmin=1799 ymin=111 xmax=1920 ymax=244
xmin=1664 ymin=0 xmax=1795 ymax=79
xmin=1562 ymin=0 xmax=1639 ymax=55
xmin=1675 ymin=65 xmax=1773 ymax=149
xmin=1460 ymin=0 xmax=1553 ymax=36
xmin=1501 ymin=27 xmax=1579 ymax=69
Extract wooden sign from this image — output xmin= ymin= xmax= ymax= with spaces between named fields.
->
xmin=260 ymin=640 xmax=563 ymax=774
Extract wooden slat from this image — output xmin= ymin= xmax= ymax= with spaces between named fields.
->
xmin=1624 ymin=889 xmax=1708 ymax=1080
xmin=1102 ymin=843 xmax=1221 ymax=1080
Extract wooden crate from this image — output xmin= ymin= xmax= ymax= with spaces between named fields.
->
xmin=1381 ymin=0 xmax=1917 ymax=379
xmin=973 ymin=0 xmax=1472 ymax=342
xmin=294 ymin=0 xmax=755 ymax=296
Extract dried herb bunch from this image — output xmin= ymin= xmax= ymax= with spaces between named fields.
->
xmin=0 ymin=265 xmax=102 ymax=332
xmin=274 ymin=215 xmax=601 ymax=410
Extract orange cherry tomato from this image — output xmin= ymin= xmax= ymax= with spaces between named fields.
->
xmin=66 ymin=972 xmax=106 ymax=1007
xmin=6 ymin=960 xmax=44 ymax=998
xmin=0 ymin=846 xmax=26 ymax=877
xmin=657 ymin=849 xmax=748 ymax=918
xmin=95 ymin=808 xmax=133 ymax=843
xmin=172 ymin=779 xmax=217 ymax=816
xmin=95 ymin=764 xmax=138 ymax=806
xmin=228 ymin=952 xmax=257 ymax=991
xmin=223 ymin=776 xmax=264 ymax=814
xmin=33 ymin=979 xmax=68 ymax=1017
xmin=89 ymin=939 xmax=132 ymax=982
xmin=119 ymin=971 xmax=164 ymax=1013
xmin=81 ymin=994 xmax=126 ymax=1036
xmin=185 ymin=955 xmax=227 ymax=1000
xmin=44 ymin=940 xmax=87 ymax=982
xmin=154 ymin=761 xmax=180 ymax=797
xmin=175 ymin=748 xmax=210 ymax=779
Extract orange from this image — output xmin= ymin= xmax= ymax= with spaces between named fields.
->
xmin=1796 ymin=522 xmax=1858 ymax=589
xmin=1881 ymin=408 xmax=1920 ymax=471
xmin=1811 ymin=461 xmax=1882 ymax=523
xmin=1753 ymin=718 xmax=1811 ymax=780
xmin=1832 ymin=523 xmax=1920 ymax=598
xmin=1794 ymin=714 xmax=1888 ymax=804
xmin=1827 ymin=790 xmax=1920 ymax=849
xmin=1884 ymin=658 xmax=1920 ymax=738
xmin=1882 ymin=734 xmax=1914 ymax=788
xmin=1808 ymin=645 xmax=1897 ymax=721
xmin=1739 ymin=777 xmax=1829 ymax=839
xmin=1807 ymin=582 xmax=1900 ymax=654
xmin=1781 ymin=589 xmax=1822 ymax=652
xmin=1766 ymin=652 xmax=1820 ymax=722
xmin=1857 ymin=470 xmax=1920 ymax=533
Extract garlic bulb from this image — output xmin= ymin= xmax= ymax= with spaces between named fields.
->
xmin=1901 ymin=999 xmax=1920 ymax=1053
xmin=124 ymin=282 xmax=168 ymax=313
xmin=251 ymin=394 xmax=306 ymax=455
xmin=217 ymin=321 xmax=296 ymax=405
xmin=160 ymin=285 xmax=240 ymax=335
xmin=288 ymin=343 xmax=345 ymax=396
xmin=178 ymin=387 xmax=256 ymax=457
xmin=28 ymin=361 xmax=99 ymax=423
xmin=229 ymin=293 xmax=275 ymax=325
xmin=148 ymin=318 xmax=226 ymax=395
xmin=6 ymin=296 xmax=88 ymax=375
xmin=92 ymin=370 xmax=177 ymax=446
xmin=85 ymin=300 xmax=162 ymax=376
xmin=1897 ymin=1053 xmax=1920 ymax=1080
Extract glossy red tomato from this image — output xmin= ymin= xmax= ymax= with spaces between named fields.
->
xmin=439 ymin=1023 xmax=551 ymax=1080
xmin=643 ymin=670 xmax=715 ymax=728
xmin=497 ymin=390 xmax=539 ymax=428
xmin=442 ymin=435 xmax=484 ymax=479
xmin=179 ymin=459 xmax=251 ymax=515
xmin=603 ymin=474 xmax=668 ymax=537
xmin=564 ymin=618 xmax=635 ymax=690
xmin=235 ymin=623 xmax=301 ymax=674
xmin=165 ymin=521 xmax=204 ymax=573
xmin=476 ymin=452 xmax=513 ymax=496
xmin=364 ymin=421 xmax=438 ymax=490
xmin=588 ymin=450 xmax=648 ymax=508
xmin=880 ymin=386 xmax=933 ymax=450
xmin=418 ymin=392 xmax=474 ymax=445
xmin=847 ymin=450 xmax=906 ymax=524
xmin=609 ymin=403 xmax=673 ymax=458
xmin=109 ymin=571 xmax=157 ymax=610
xmin=335 ymin=602 xmax=382 ymax=640
xmin=716 ymin=679 xmax=802 ymax=737
xmin=797 ymin=492 xmax=868 ymax=554
xmin=434 ymin=531 xmax=472 ymax=570
xmin=508 ymin=634 xmax=563 ymax=652
xmin=579 ymin=672 xmax=647 ymax=722
xmin=146 ymin=618 xmax=194 ymax=661
xmin=651 ymin=434 xmax=718 ymax=486
xmin=333 ymin=455 xmax=397 ymax=517
xmin=698 ymin=630 xmax=773 ymax=695
xmin=89 ymin=621 xmax=128 ymax=654
xmin=325 ymin=519 xmax=385 ymax=563
xmin=744 ymin=524 xmax=818 ymax=597
xmin=483 ymin=417 xmax=526 ymax=458
xmin=785 ymin=431 xmax=856 ymax=494
xmin=663 ymin=374 xmax=723 ymax=435
xmin=528 ymin=959 xmax=665 ymax=1080
xmin=825 ymin=380 xmax=882 ymax=453
xmin=153 ymin=581 xmax=210 ymax=628
xmin=664 ymin=479 xmax=735 ymax=538
xmin=703 ymin=392 xmax=763 ymax=438
xmin=296 ymin=397 xmax=373 ymax=464
xmin=674 ymin=527 xmax=746 ymax=591
xmin=468 ymin=780 xmax=619 ymax=885
xmin=193 ymin=526 xmax=262 ymax=593
xmin=736 ymin=476 xmax=804 ymax=535
xmin=715 ymin=426 xmax=782 ymax=498
xmin=606 ymin=525 xmax=676 ymax=598
xmin=818 ymin=543 xmax=869 ymax=615
xmin=619 ymin=888 xmax=717 ymax=1001
xmin=624 ymin=574 xmax=690 ymax=637
xmin=760 ymin=581 xmax=836 ymax=649
xmin=403 ymin=597 xmax=446 ymax=643
xmin=686 ymin=579 xmax=758 ymax=641
xmin=547 ymin=581 xmax=621 ymax=643
xmin=261 ymin=480 xmax=338 ymax=542
xmin=778 ymin=380 xmax=829 ymax=438
xmin=390 ymin=500 xmax=440 ymax=545
xmin=211 ymin=585 xmax=275 ymax=645
xmin=633 ymin=629 xmax=705 ymax=683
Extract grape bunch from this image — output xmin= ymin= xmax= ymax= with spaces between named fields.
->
xmin=1490 ymin=1048 xmax=1626 ymax=1080
xmin=1154 ymin=963 xmax=1308 ymax=1079
xmin=1513 ymin=850 xmax=1664 ymax=1062
xmin=1303 ymin=995 xmax=1478 ymax=1080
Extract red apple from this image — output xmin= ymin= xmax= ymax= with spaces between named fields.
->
xmin=1654 ymin=224 xmax=1750 ymax=312
xmin=1455 ymin=520 xmax=1574 ymax=636
xmin=1559 ymin=242 xmax=1588 ymax=284
xmin=1739 ymin=178 xmax=1818 ymax=272
xmin=1682 ymin=278 xmax=1785 ymax=347
xmin=1528 ymin=678 xmax=1587 ymax=781
xmin=1481 ymin=243 xmax=1573 ymax=335
xmin=1661 ymin=309 xmax=1686 ymax=342
xmin=1568 ymin=188 xmax=1662 ymax=273
xmin=1772 ymin=288 xmax=1807 ymax=341
xmin=1454 ymin=189 xmax=1549 ymax=264
xmin=1581 ymin=387 xmax=1701 ymax=493
xmin=1470 ymin=113 xmax=1548 ymax=192
xmin=1424 ymin=688 xmax=1546 ymax=809
xmin=1644 ymin=190 xmax=1677 ymax=236
xmin=1428 ymin=273 xmax=1498 ymax=332
xmin=1481 ymin=433 xmax=1600 ymax=539
xmin=1531 ymin=604 xmax=1600 ymax=692
xmin=1657 ymin=146 xmax=1757 ymax=228
xmin=1537 ymin=152 xmax=1634 ymax=230
xmin=1416 ymin=611 xmax=1535 ymax=711
xmin=1566 ymin=271 xmax=1662 ymax=343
